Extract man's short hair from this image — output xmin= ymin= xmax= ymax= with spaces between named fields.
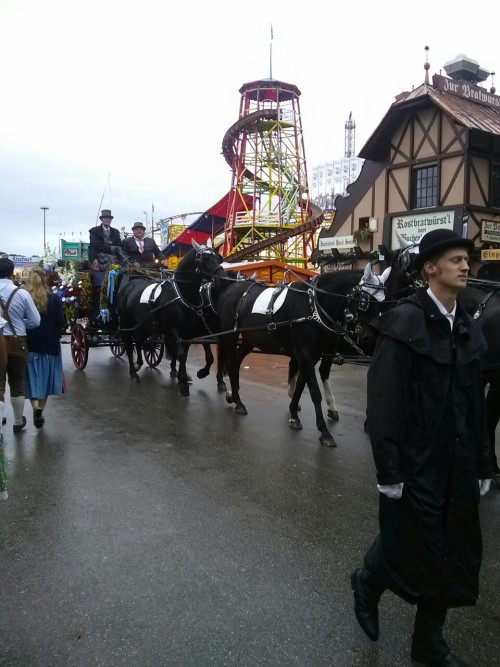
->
xmin=0 ymin=258 xmax=14 ymax=278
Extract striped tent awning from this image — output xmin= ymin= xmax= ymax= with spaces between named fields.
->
xmin=162 ymin=192 xmax=253 ymax=256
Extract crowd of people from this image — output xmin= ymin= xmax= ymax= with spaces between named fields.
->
xmin=0 ymin=211 xmax=167 ymax=498
xmin=0 ymin=258 xmax=65 ymax=499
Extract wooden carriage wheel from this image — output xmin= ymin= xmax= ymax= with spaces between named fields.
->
xmin=144 ymin=337 xmax=164 ymax=368
xmin=109 ymin=334 xmax=126 ymax=358
xmin=70 ymin=323 xmax=89 ymax=370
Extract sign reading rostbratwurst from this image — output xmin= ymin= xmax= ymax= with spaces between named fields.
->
xmin=433 ymin=74 xmax=500 ymax=109
xmin=391 ymin=211 xmax=454 ymax=249
xmin=318 ymin=235 xmax=355 ymax=250
xmin=481 ymin=219 xmax=500 ymax=243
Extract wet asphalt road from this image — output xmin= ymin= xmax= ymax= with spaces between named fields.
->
xmin=0 ymin=343 xmax=499 ymax=667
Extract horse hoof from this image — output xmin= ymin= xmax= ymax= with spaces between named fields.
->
xmin=217 ymin=382 xmax=227 ymax=392
xmin=197 ymin=369 xmax=209 ymax=379
xmin=289 ymin=418 xmax=303 ymax=431
xmin=328 ymin=409 xmax=340 ymax=421
xmin=235 ymin=405 xmax=248 ymax=416
xmin=320 ymin=435 xmax=337 ymax=447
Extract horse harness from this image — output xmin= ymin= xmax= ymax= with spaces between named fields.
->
xmin=227 ymin=278 xmax=372 ymax=356
xmin=119 ymin=246 xmax=223 ymax=334
xmin=469 ymin=279 xmax=500 ymax=321
xmin=308 ymin=279 xmax=374 ymax=356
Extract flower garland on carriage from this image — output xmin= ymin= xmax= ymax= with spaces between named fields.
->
xmin=43 ymin=255 xmax=168 ymax=329
xmin=43 ymin=261 xmax=93 ymax=329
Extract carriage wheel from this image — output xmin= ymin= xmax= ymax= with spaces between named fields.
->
xmin=70 ymin=324 xmax=89 ymax=370
xmin=144 ymin=337 xmax=164 ymax=368
xmin=110 ymin=334 xmax=126 ymax=358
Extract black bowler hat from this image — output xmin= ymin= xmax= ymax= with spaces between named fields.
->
xmin=100 ymin=209 xmax=113 ymax=219
xmin=132 ymin=222 xmax=146 ymax=231
xmin=415 ymin=228 xmax=474 ymax=270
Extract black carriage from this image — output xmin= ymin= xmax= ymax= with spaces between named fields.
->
xmin=67 ymin=267 xmax=165 ymax=371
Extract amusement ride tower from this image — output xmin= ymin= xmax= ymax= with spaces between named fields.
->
xmin=221 ymin=78 xmax=323 ymax=267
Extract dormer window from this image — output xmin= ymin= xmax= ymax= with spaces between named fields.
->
xmin=412 ymin=164 xmax=438 ymax=209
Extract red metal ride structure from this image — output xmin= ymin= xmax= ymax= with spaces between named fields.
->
xmin=221 ymin=78 xmax=323 ymax=268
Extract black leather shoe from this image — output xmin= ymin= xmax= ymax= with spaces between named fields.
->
xmin=411 ymin=635 xmax=470 ymax=666
xmin=33 ymin=409 xmax=44 ymax=429
xmin=411 ymin=650 xmax=469 ymax=666
xmin=13 ymin=416 xmax=27 ymax=433
xmin=350 ymin=568 xmax=380 ymax=641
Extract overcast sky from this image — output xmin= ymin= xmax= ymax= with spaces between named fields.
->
xmin=1 ymin=0 xmax=498 ymax=257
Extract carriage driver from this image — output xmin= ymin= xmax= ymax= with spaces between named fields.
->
xmin=88 ymin=209 xmax=122 ymax=321
xmin=350 ymin=228 xmax=494 ymax=666
xmin=120 ymin=222 xmax=166 ymax=267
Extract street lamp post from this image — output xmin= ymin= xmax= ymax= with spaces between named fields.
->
xmin=40 ymin=206 xmax=49 ymax=254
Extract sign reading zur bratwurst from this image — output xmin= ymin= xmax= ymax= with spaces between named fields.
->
xmin=481 ymin=219 xmax=500 ymax=243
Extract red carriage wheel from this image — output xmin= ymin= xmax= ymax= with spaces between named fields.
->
xmin=110 ymin=334 xmax=125 ymax=358
xmin=70 ymin=323 xmax=89 ymax=370
xmin=144 ymin=337 xmax=164 ymax=368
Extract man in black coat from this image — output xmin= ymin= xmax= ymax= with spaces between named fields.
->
xmin=120 ymin=222 xmax=165 ymax=266
xmin=88 ymin=209 xmax=122 ymax=320
xmin=350 ymin=229 xmax=494 ymax=666
xmin=88 ymin=209 xmax=122 ymax=268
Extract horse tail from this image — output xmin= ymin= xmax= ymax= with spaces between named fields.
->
xmin=163 ymin=339 xmax=175 ymax=361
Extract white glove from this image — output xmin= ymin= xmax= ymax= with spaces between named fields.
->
xmin=377 ymin=483 xmax=404 ymax=499
xmin=479 ymin=479 xmax=492 ymax=496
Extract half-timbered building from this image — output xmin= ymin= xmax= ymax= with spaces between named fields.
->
xmin=316 ymin=55 xmax=500 ymax=276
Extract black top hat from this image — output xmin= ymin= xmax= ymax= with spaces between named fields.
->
xmin=415 ymin=228 xmax=474 ymax=270
xmin=132 ymin=222 xmax=146 ymax=231
xmin=100 ymin=209 xmax=114 ymax=219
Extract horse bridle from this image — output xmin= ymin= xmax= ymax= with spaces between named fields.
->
xmin=387 ymin=248 xmax=425 ymax=301
xmin=306 ymin=279 xmax=375 ymax=356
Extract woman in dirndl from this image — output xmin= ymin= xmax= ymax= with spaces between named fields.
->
xmin=24 ymin=269 xmax=65 ymax=428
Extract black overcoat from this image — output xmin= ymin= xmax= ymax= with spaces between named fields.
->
xmin=88 ymin=225 xmax=121 ymax=263
xmin=365 ymin=288 xmax=493 ymax=607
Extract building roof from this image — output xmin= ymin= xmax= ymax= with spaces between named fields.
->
xmin=360 ymin=74 xmax=500 ymax=161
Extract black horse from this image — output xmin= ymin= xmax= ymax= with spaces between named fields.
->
xmin=217 ymin=269 xmax=385 ymax=447
xmin=117 ymin=240 xmax=226 ymax=395
xmin=381 ymin=242 xmax=500 ymax=476
xmin=287 ymin=263 xmax=390 ymax=422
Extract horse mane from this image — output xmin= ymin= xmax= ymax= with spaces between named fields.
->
xmin=316 ymin=269 xmax=364 ymax=295
xmin=176 ymin=248 xmax=197 ymax=272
